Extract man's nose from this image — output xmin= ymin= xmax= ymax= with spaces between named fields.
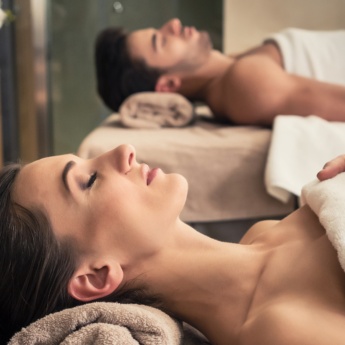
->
xmin=160 ymin=18 xmax=182 ymax=35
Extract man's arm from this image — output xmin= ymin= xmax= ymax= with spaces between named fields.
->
xmin=224 ymin=56 xmax=345 ymax=125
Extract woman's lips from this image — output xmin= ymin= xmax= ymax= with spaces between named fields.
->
xmin=147 ymin=168 xmax=159 ymax=185
xmin=141 ymin=164 xmax=160 ymax=185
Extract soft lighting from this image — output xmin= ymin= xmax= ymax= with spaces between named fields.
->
xmin=0 ymin=1 xmax=15 ymax=29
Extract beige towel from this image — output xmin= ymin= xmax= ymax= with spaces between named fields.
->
xmin=119 ymin=92 xmax=195 ymax=129
xmin=8 ymin=302 xmax=182 ymax=345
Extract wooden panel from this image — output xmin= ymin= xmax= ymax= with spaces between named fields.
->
xmin=0 ymin=81 xmax=3 ymax=168
xmin=14 ymin=0 xmax=39 ymax=162
xmin=224 ymin=0 xmax=345 ymax=53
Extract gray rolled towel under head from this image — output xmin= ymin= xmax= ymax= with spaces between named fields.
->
xmin=9 ymin=302 xmax=211 ymax=344
xmin=119 ymin=92 xmax=195 ymax=129
xmin=8 ymin=302 xmax=182 ymax=345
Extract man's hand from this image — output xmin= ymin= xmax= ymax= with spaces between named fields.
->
xmin=317 ymin=155 xmax=345 ymax=181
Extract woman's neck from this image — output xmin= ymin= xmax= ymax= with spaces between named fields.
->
xmin=129 ymin=220 xmax=264 ymax=341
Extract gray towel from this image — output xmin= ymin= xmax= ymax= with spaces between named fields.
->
xmin=119 ymin=92 xmax=195 ymax=129
xmin=8 ymin=302 xmax=211 ymax=345
xmin=8 ymin=302 xmax=182 ymax=345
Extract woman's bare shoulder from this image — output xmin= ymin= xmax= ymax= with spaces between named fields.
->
xmin=239 ymin=220 xmax=279 ymax=244
xmin=240 ymin=302 xmax=345 ymax=345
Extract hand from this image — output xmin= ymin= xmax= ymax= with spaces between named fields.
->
xmin=317 ymin=155 xmax=345 ymax=181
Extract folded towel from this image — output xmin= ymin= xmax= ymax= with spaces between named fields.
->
xmin=265 ymin=115 xmax=345 ymax=203
xmin=302 ymin=173 xmax=345 ymax=272
xmin=8 ymin=302 xmax=182 ymax=345
xmin=119 ymin=92 xmax=195 ymax=129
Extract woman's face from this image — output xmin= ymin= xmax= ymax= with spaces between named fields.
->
xmin=13 ymin=145 xmax=188 ymax=262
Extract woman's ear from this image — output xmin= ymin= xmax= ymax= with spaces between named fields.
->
xmin=68 ymin=260 xmax=124 ymax=302
xmin=155 ymin=75 xmax=181 ymax=92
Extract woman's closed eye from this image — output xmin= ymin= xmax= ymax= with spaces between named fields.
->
xmin=84 ymin=172 xmax=97 ymax=189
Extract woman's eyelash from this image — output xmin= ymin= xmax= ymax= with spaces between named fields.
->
xmin=85 ymin=172 xmax=97 ymax=189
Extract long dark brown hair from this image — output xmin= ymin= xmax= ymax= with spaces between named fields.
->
xmin=0 ymin=163 xmax=77 ymax=343
xmin=0 ymin=163 xmax=162 ymax=343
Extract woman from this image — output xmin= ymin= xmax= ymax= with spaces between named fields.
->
xmin=1 ymin=144 xmax=345 ymax=344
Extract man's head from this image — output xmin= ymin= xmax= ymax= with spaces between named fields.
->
xmin=95 ymin=18 xmax=212 ymax=111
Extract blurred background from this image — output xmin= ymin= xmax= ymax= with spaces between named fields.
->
xmin=0 ymin=0 xmax=223 ymax=163
xmin=0 ymin=0 xmax=344 ymax=165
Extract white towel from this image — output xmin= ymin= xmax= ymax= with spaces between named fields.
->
xmin=265 ymin=115 xmax=345 ymax=203
xmin=302 ymin=174 xmax=345 ymax=272
xmin=266 ymin=28 xmax=345 ymax=85
xmin=119 ymin=92 xmax=195 ymax=129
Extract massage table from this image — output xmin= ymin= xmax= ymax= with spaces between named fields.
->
xmin=77 ymin=103 xmax=295 ymax=242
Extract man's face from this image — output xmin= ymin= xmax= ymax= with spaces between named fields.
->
xmin=126 ymin=18 xmax=213 ymax=74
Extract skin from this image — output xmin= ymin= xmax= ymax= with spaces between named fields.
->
xmin=13 ymin=144 xmax=188 ymax=300
xmin=13 ymin=146 xmax=345 ymax=344
xmin=126 ymin=18 xmax=345 ymax=125
xmin=317 ymin=154 xmax=345 ymax=181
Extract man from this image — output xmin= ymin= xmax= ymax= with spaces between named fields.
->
xmin=95 ymin=18 xmax=345 ymax=125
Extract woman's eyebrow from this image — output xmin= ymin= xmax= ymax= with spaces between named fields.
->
xmin=62 ymin=160 xmax=76 ymax=192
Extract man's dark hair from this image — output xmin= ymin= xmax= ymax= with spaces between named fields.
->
xmin=95 ymin=27 xmax=162 ymax=112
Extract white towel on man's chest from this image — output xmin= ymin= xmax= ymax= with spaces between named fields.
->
xmin=266 ymin=28 xmax=345 ymax=86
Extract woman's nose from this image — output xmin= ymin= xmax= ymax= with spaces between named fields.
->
xmin=117 ymin=144 xmax=136 ymax=173
xmin=160 ymin=18 xmax=181 ymax=35
xmin=99 ymin=144 xmax=136 ymax=173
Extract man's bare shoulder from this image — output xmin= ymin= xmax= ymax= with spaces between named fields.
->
xmin=219 ymin=55 xmax=290 ymax=125
xmin=239 ymin=302 xmax=345 ymax=345
xmin=225 ymin=54 xmax=289 ymax=97
xmin=230 ymin=42 xmax=283 ymax=66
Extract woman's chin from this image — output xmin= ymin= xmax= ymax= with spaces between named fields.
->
xmin=171 ymin=173 xmax=189 ymax=214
